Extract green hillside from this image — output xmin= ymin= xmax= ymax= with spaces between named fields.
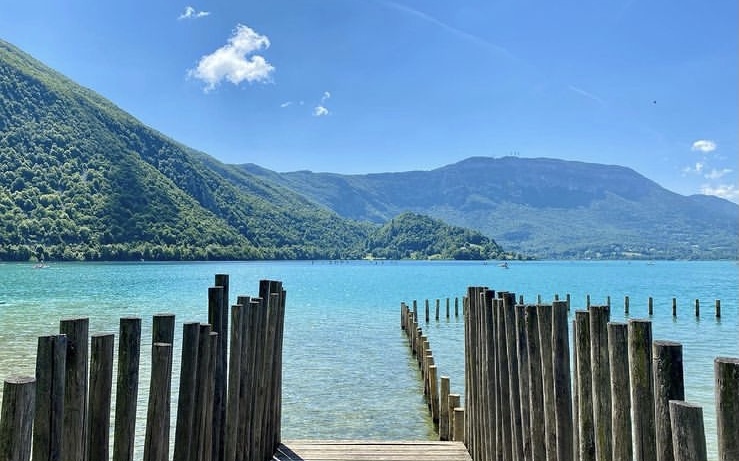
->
xmin=0 ymin=39 xmax=509 ymax=262
xmin=363 ymin=212 xmax=509 ymax=260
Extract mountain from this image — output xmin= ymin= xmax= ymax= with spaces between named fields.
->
xmin=0 ymin=39 xmax=508 ymax=262
xmin=239 ymin=157 xmax=739 ymax=259
xmin=0 ymin=39 xmax=375 ymax=260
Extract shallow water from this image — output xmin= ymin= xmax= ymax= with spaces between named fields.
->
xmin=0 ymin=260 xmax=735 ymax=458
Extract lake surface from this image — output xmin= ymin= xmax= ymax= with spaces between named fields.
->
xmin=0 ymin=260 xmax=736 ymax=458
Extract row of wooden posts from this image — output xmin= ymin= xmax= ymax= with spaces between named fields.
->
xmin=0 ymin=275 xmax=286 ymax=461
xmin=400 ymin=301 xmax=464 ymax=442
xmin=462 ymin=286 xmax=739 ymax=461
xmin=417 ymin=295 xmax=723 ymax=323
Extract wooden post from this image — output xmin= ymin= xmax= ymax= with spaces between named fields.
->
xmin=672 ymin=298 xmax=677 ymax=317
xmin=625 ymin=296 xmax=630 ymax=315
xmin=653 ymin=341 xmax=684 ymax=461
xmin=152 ymin=313 xmax=175 ymax=345
xmin=503 ymin=293 xmax=525 ymax=461
xmin=629 ymin=319 xmax=656 ymax=461
xmin=446 ymin=298 xmax=450 ymax=319
xmin=567 ymin=293 xmax=571 ymax=311
xmin=589 ymin=305 xmax=612 ymax=461
xmin=573 ymin=319 xmax=580 ymax=461
xmin=537 ymin=304 xmax=557 ymax=461
xmin=715 ymin=300 xmax=721 ymax=318
xmin=552 ymin=300 xmax=574 ymax=461
xmin=144 ymin=343 xmax=173 ymax=461
xmin=453 ymin=407 xmax=465 ymax=443
xmin=608 ymin=322 xmax=632 ymax=461
xmin=694 ymin=299 xmax=700 ymax=317
xmin=526 ymin=304 xmax=546 ymax=461
xmin=439 ymin=377 xmax=450 ymax=441
xmin=649 ymin=297 xmax=654 ymax=316
xmin=429 ymin=365 xmax=440 ymax=423
xmin=208 ymin=285 xmax=227 ymax=461
xmin=435 ymin=298 xmax=440 ymax=321
xmin=575 ymin=311 xmax=595 ymax=461
xmin=448 ymin=394 xmax=461 ymax=442
xmin=113 ymin=317 xmax=141 ymax=461
xmin=60 ymin=317 xmax=89 ymax=461
xmin=516 ymin=303 xmax=532 ymax=461
xmin=715 ymin=357 xmax=739 ymax=461
xmin=33 ymin=335 xmax=67 ymax=461
xmin=455 ymin=297 xmax=459 ymax=317
xmin=225 ymin=304 xmax=244 ymax=461
xmin=173 ymin=322 xmax=200 ymax=461
xmin=669 ymin=401 xmax=707 ymax=461
xmin=425 ymin=299 xmax=430 ymax=323
xmin=0 ymin=376 xmax=36 ymax=461
xmin=496 ymin=298 xmax=513 ymax=461
xmin=192 ymin=324 xmax=212 ymax=461
xmin=87 ymin=333 xmax=115 ymax=461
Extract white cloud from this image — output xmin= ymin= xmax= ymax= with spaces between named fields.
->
xmin=691 ymin=139 xmax=717 ymax=153
xmin=321 ymin=91 xmax=331 ymax=102
xmin=188 ymin=24 xmax=274 ymax=92
xmin=683 ymin=162 xmax=704 ymax=175
xmin=178 ymin=6 xmax=210 ymax=20
xmin=700 ymin=184 xmax=739 ymax=203
xmin=313 ymin=105 xmax=329 ymax=117
xmin=280 ymin=101 xmax=293 ymax=108
xmin=704 ymin=168 xmax=732 ymax=180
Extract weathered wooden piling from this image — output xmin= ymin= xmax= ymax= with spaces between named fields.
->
xmin=629 ymin=319 xmax=656 ymax=461
xmin=173 ymin=322 xmax=200 ymax=461
xmin=669 ymin=401 xmax=707 ymax=461
xmin=537 ymin=303 xmax=557 ymax=461
xmin=515 ymin=303 xmax=532 ymax=461
xmin=208 ymin=283 xmax=227 ymax=461
xmin=453 ymin=407 xmax=465 ymax=444
xmin=608 ymin=322 xmax=632 ymax=461
xmin=87 ymin=333 xmax=114 ymax=461
xmin=32 ymin=334 xmax=66 ymax=461
xmin=653 ymin=341 xmax=684 ymax=461
xmin=113 ymin=317 xmax=141 ymax=461
xmin=59 ymin=317 xmax=88 ymax=461
xmin=504 ymin=292 xmax=525 ymax=461
xmin=225 ymin=304 xmax=244 ymax=461
xmin=522 ymin=305 xmax=544 ymax=461
xmin=715 ymin=300 xmax=721 ymax=318
xmin=715 ymin=357 xmax=739 ymax=461
xmin=448 ymin=393 xmax=461 ymax=441
xmin=575 ymin=311 xmax=595 ymax=461
xmin=440 ymin=376 xmax=450 ymax=441
xmin=143 ymin=342 xmax=173 ymax=461
xmin=552 ymin=300 xmax=574 ymax=461
xmin=589 ymin=305 xmax=612 ymax=461
xmin=0 ymin=376 xmax=36 ymax=461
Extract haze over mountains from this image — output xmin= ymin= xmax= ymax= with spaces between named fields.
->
xmin=1 ymin=38 xmax=737 ymax=261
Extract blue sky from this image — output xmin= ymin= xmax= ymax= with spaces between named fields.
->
xmin=2 ymin=0 xmax=737 ymax=202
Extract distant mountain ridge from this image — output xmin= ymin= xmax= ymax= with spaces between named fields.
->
xmin=240 ymin=157 xmax=739 ymax=259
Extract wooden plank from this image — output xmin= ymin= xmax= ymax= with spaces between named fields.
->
xmin=272 ymin=441 xmax=472 ymax=461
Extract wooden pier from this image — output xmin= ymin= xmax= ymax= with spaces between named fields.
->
xmin=272 ymin=441 xmax=472 ymax=461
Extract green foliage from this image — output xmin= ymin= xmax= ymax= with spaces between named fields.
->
xmin=362 ymin=212 xmax=509 ymax=260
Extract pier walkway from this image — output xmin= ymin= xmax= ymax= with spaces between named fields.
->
xmin=273 ymin=440 xmax=473 ymax=461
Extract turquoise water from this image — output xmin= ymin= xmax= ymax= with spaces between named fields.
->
xmin=0 ymin=260 xmax=736 ymax=457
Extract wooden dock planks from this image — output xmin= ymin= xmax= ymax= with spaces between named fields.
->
xmin=272 ymin=440 xmax=473 ymax=461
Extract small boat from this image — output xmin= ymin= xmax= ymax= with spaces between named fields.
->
xmin=498 ymin=262 xmax=509 ymax=269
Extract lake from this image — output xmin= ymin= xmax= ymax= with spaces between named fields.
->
xmin=0 ymin=260 xmax=736 ymax=458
